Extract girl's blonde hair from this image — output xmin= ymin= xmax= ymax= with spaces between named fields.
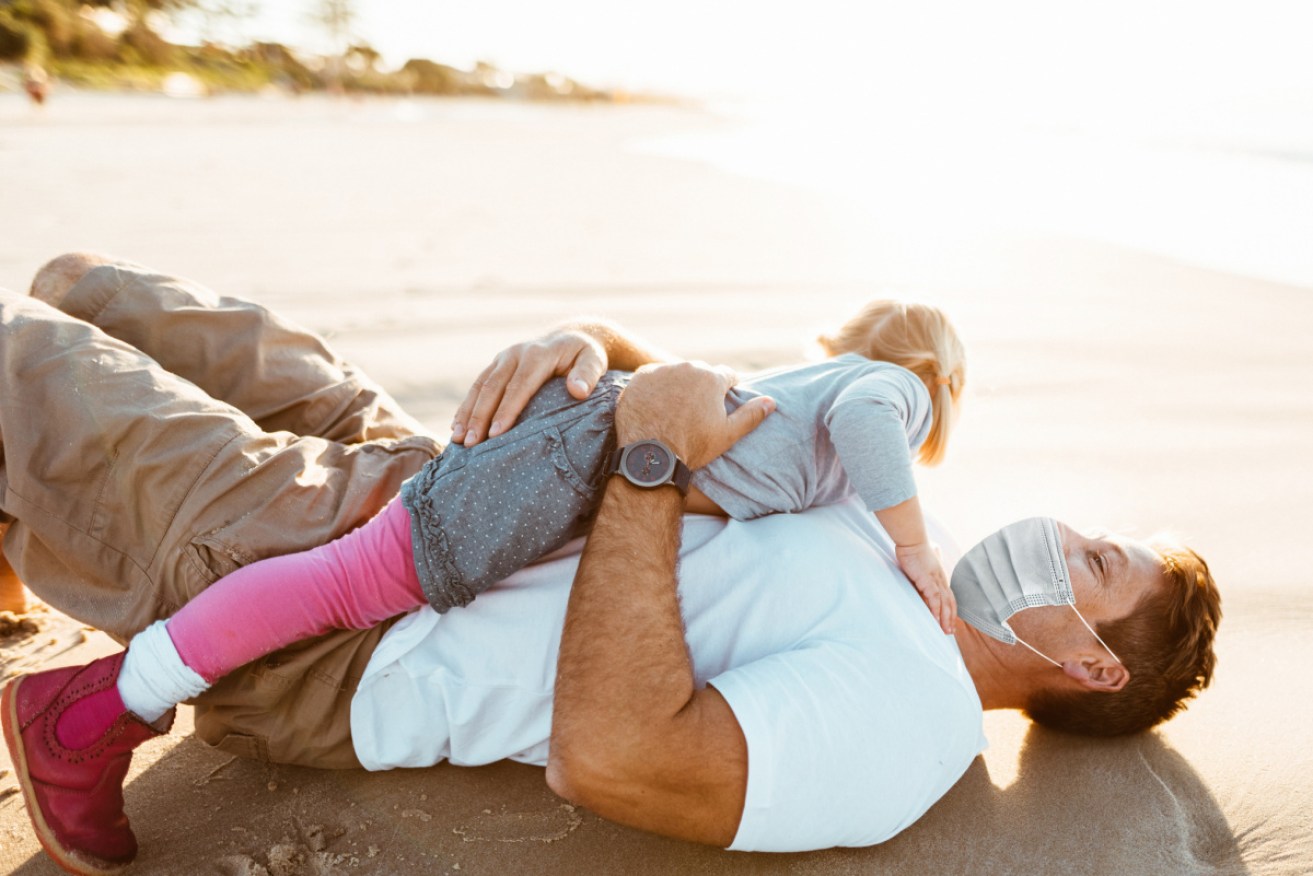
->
xmin=817 ymin=300 xmax=966 ymax=466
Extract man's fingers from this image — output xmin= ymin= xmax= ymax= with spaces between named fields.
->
xmin=714 ymin=363 xmax=740 ymax=390
xmin=456 ymin=333 xmax=611 ymax=445
xmin=487 ymin=370 xmax=548 ymax=439
xmin=724 ymin=396 xmax=775 ymax=446
xmin=566 ymin=344 xmax=608 ymax=400
xmin=488 ymin=348 xmax=571 ymax=438
xmin=462 ymin=359 xmax=517 ymax=445
xmin=491 ymin=336 xmax=608 ymax=432
xmin=452 ymin=362 xmax=500 ymax=443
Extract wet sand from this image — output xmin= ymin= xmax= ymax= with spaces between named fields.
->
xmin=1 ymin=92 xmax=1310 ymax=875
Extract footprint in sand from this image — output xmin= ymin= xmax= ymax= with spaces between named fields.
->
xmin=451 ymin=804 xmax=583 ymax=843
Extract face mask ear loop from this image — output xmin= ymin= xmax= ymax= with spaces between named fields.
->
xmin=1011 ymin=633 xmax=1063 ymax=669
xmin=1070 ymin=605 xmax=1123 ymax=665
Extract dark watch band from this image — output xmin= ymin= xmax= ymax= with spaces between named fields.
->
xmin=604 ymin=439 xmax=692 ymax=496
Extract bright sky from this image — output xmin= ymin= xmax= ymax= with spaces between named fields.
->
xmin=179 ymin=0 xmax=1313 ymax=110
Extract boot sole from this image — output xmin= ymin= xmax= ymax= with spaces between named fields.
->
xmin=2 ymin=675 xmax=129 ymax=876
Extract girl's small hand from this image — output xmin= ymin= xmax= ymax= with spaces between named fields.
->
xmin=894 ymin=542 xmax=957 ymax=635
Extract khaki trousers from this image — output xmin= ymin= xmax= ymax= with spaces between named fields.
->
xmin=0 ymin=264 xmax=442 ymax=768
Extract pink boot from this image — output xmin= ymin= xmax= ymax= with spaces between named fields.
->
xmin=2 ymin=653 xmax=171 ymax=875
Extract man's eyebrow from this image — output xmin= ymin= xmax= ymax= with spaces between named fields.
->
xmin=1109 ymin=542 xmax=1129 ymax=583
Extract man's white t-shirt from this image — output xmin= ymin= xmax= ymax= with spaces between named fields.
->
xmin=350 ymin=499 xmax=986 ymax=853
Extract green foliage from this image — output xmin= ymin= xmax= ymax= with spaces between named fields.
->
xmin=0 ymin=0 xmax=92 ymax=64
xmin=2 ymin=0 xmax=126 ymax=61
xmin=0 ymin=11 xmax=34 ymax=61
xmin=71 ymin=22 xmax=116 ymax=61
xmin=81 ymin=0 xmax=196 ymax=19
xmin=240 ymin=42 xmax=319 ymax=90
xmin=5 ymin=0 xmax=617 ymax=101
xmin=400 ymin=58 xmax=463 ymax=95
xmin=117 ymin=22 xmax=174 ymax=65
xmin=5 ymin=0 xmax=70 ymax=56
xmin=50 ymin=57 xmax=163 ymax=90
xmin=345 ymin=43 xmax=378 ymax=72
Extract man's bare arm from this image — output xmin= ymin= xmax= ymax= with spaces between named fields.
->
xmin=557 ymin=318 xmax=676 ymax=373
xmin=452 ymin=318 xmax=675 ymax=445
xmin=546 ymin=363 xmax=775 ymax=846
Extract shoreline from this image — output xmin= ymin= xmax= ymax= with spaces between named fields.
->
xmin=5 ymin=89 xmax=1312 ymax=291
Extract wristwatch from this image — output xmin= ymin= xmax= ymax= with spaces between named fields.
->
xmin=604 ymin=439 xmax=692 ymax=496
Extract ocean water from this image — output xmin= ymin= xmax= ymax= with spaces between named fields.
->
xmin=637 ymin=94 xmax=1313 ymax=290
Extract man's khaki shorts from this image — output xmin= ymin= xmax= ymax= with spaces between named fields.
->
xmin=0 ymin=263 xmax=441 ymax=768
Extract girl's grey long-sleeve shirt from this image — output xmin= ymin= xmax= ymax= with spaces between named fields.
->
xmin=694 ymin=353 xmax=933 ymax=519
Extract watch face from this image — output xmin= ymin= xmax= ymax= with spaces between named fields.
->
xmin=622 ymin=440 xmax=674 ymax=487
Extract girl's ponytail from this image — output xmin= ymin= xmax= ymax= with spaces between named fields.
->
xmin=818 ymin=299 xmax=966 ymax=465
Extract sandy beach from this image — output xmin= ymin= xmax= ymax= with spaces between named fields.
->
xmin=1 ymin=92 xmax=1310 ymax=875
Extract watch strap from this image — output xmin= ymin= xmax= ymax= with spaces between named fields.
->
xmin=669 ymin=456 xmax=693 ymax=495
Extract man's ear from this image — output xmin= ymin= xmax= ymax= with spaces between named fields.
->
xmin=1062 ymin=656 xmax=1129 ymax=693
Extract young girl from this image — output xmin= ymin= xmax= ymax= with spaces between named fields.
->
xmin=5 ymin=301 xmax=965 ymax=868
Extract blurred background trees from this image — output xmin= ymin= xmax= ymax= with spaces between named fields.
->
xmin=1 ymin=0 xmax=117 ymax=64
xmin=0 ymin=0 xmax=610 ymax=100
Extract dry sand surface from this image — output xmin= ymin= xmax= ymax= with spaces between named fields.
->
xmin=1 ymin=92 xmax=1311 ymax=875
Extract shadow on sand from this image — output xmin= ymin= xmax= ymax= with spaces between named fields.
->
xmin=5 ymin=720 xmax=1247 ymax=876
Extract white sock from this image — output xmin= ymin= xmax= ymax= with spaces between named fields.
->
xmin=116 ymin=620 xmax=209 ymax=722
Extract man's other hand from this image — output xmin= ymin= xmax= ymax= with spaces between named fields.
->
xmin=452 ymin=329 xmax=608 ymax=447
xmin=617 ymin=362 xmax=776 ymax=469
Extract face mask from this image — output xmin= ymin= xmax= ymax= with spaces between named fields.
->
xmin=950 ymin=517 xmax=1121 ymax=667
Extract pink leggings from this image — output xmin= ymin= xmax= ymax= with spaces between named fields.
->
xmin=166 ymin=498 xmax=423 ymax=683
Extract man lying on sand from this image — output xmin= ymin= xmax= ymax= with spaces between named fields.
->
xmin=1 ymin=255 xmax=1220 ymax=874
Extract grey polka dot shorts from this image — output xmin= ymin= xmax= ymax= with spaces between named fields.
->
xmin=400 ymin=372 xmax=629 ymax=612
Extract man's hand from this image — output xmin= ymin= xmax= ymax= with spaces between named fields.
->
xmin=617 ymin=362 xmax=776 ymax=470
xmin=451 ymin=319 xmax=675 ymax=447
xmin=451 ymin=329 xmax=608 ymax=446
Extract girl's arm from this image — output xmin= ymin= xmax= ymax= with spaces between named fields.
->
xmin=874 ymin=496 xmax=957 ymax=635
xmin=873 ymin=494 xmax=931 ymax=551
xmin=821 ymin=370 xmax=955 ymax=630
xmin=452 ymin=318 xmax=676 ymax=446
